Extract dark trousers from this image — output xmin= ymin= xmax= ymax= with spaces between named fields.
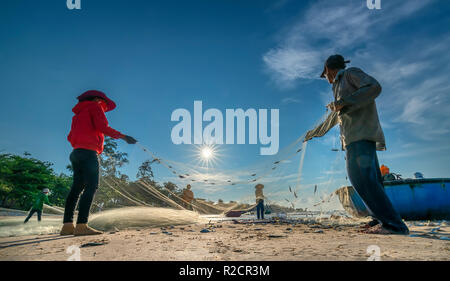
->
xmin=63 ymin=149 xmax=100 ymax=224
xmin=24 ymin=209 xmax=42 ymax=223
xmin=346 ymin=140 xmax=409 ymax=233
xmin=256 ymin=200 xmax=264 ymax=220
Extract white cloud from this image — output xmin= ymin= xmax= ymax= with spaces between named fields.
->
xmin=263 ymin=47 xmax=324 ymax=85
xmin=263 ymin=0 xmax=433 ymax=85
xmin=264 ymin=0 xmax=450 ymax=143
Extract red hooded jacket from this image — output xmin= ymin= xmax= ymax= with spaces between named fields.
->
xmin=68 ymin=100 xmax=124 ymax=154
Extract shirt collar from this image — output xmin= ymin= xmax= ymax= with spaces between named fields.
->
xmin=334 ymin=69 xmax=345 ymax=83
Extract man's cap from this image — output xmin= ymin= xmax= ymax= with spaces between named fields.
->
xmin=320 ymin=54 xmax=350 ymax=78
xmin=77 ymin=90 xmax=117 ymax=112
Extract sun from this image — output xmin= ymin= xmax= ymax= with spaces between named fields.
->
xmin=201 ymin=146 xmax=213 ymax=160
xmin=195 ymin=144 xmax=220 ymax=167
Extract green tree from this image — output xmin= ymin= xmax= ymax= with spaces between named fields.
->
xmin=0 ymin=153 xmax=71 ymax=210
xmin=0 ymin=180 xmax=13 ymax=206
xmin=48 ymin=174 xmax=72 ymax=207
xmin=163 ymin=181 xmax=178 ymax=193
xmin=100 ymin=137 xmax=129 ymax=177
xmin=162 ymin=181 xmax=181 ymax=200
xmin=136 ymin=159 xmax=160 ymax=184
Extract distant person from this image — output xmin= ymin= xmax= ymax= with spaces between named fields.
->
xmin=381 ymin=164 xmax=396 ymax=181
xmin=304 ymin=55 xmax=409 ymax=235
xmin=255 ymin=184 xmax=265 ymax=220
xmin=380 ymin=165 xmax=389 ymax=177
xmin=24 ymin=188 xmax=51 ymax=223
xmin=60 ymin=90 xmax=137 ymax=236
xmin=97 ymin=202 xmax=104 ymax=212
xmin=182 ymin=184 xmax=194 ymax=210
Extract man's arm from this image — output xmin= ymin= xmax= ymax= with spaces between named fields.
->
xmin=336 ymin=68 xmax=382 ymax=114
xmin=304 ymin=111 xmax=339 ymax=142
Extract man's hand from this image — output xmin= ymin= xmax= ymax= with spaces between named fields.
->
xmin=327 ymin=101 xmax=344 ymax=112
xmin=122 ymin=135 xmax=137 ymax=144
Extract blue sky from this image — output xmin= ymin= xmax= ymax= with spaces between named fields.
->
xmin=1 ymin=0 xmax=449 ymax=209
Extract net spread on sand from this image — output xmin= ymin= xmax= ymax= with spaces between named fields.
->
xmin=88 ymin=207 xmax=205 ymax=231
xmin=0 ymin=207 xmax=207 ymax=237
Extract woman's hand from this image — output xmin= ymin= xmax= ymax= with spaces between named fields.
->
xmin=122 ymin=135 xmax=137 ymax=144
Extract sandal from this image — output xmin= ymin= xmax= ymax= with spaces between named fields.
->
xmin=360 ymin=219 xmax=380 ymax=229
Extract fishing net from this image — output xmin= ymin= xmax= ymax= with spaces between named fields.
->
xmin=1 ymin=110 xmax=352 ymax=237
xmin=88 ymin=109 xmax=347 ymax=219
xmin=88 ymin=207 xmax=205 ymax=231
xmin=0 ymin=217 xmax=62 ymax=237
xmin=0 ymin=206 xmax=207 ymax=237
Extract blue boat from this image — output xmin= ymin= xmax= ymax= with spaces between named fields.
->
xmin=336 ymin=178 xmax=450 ymax=220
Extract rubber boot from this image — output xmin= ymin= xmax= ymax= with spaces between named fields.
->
xmin=74 ymin=224 xmax=103 ymax=236
xmin=60 ymin=223 xmax=75 ymax=235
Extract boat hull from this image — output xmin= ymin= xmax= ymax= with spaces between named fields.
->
xmin=336 ymin=178 xmax=450 ymax=220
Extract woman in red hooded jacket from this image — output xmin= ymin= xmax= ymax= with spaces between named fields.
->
xmin=60 ymin=90 xmax=137 ymax=236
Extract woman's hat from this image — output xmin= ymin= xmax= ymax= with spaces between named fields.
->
xmin=77 ymin=90 xmax=117 ymax=112
xmin=255 ymin=184 xmax=264 ymax=189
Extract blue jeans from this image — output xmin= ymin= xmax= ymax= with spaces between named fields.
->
xmin=256 ymin=200 xmax=264 ymax=220
xmin=346 ymin=140 xmax=409 ymax=234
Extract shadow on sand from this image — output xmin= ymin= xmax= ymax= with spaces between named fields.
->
xmin=0 ymin=234 xmax=76 ymax=249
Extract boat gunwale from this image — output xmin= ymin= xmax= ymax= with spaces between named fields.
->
xmin=383 ymin=178 xmax=450 ymax=186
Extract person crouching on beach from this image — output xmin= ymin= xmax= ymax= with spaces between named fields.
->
xmin=60 ymin=90 xmax=137 ymax=236
xmin=255 ymin=184 xmax=265 ymax=220
xmin=304 ymin=55 xmax=409 ymax=235
xmin=24 ymin=188 xmax=51 ymax=223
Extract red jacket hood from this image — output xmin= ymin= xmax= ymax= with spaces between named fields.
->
xmin=72 ymin=101 xmax=100 ymax=114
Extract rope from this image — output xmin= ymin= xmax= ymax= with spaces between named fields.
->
xmin=100 ymin=178 xmax=149 ymax=206
xmin=99 ymin=109 xmax=339 ymax=210
xmin=133 ymin=111 xmax=330 ymax=187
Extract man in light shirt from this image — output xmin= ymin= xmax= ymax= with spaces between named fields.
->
xmin=255 ymin=184 xmax=265 ymax=220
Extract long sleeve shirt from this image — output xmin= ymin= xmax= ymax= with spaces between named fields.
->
xmin=32 ymin=193 xmax=50 ymax=210
xmin=305 ymin=67 xmax=386 ymax=151
xmin=68 ymin=101 xmax=124 ymax=154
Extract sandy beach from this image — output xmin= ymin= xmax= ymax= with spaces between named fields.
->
xmin=1 ymin=219 xmax=449 ymax=261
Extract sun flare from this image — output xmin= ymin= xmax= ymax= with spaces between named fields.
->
xmin=195 ymin=144 xmax=220 ymax=167
xmin=201 ymin=147 xmax=213 ymax=160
